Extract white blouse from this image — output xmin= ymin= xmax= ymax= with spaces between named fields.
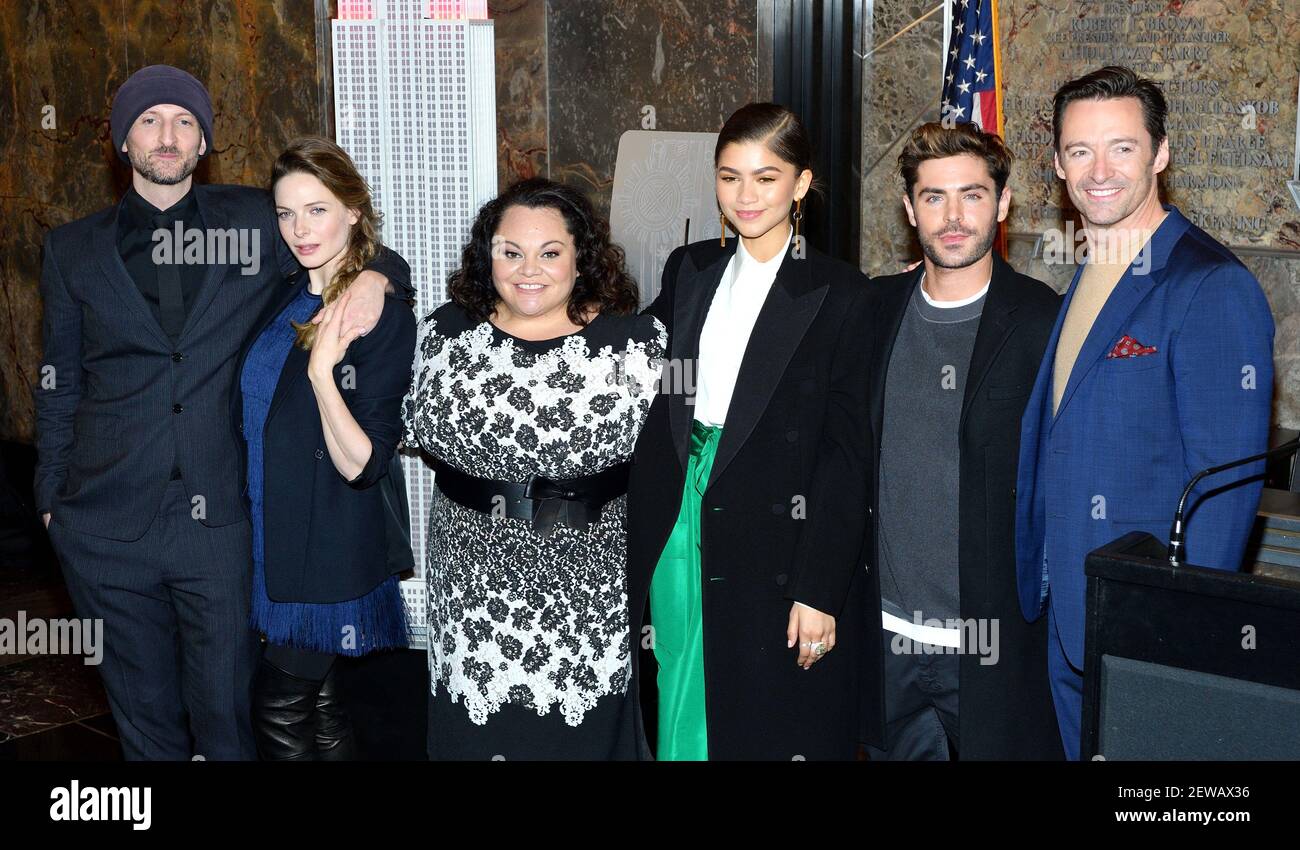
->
xmin=694 ymin=227 xmax=794 ymax=427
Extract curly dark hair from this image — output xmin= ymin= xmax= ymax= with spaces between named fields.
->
xmin=449 ymin=178 xmax=640 ymax=325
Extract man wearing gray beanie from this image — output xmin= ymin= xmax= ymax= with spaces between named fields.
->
xmin=34 ymin=64 xmax=413 ymax=761
xmin=109 ymin=64 xmax=215 ymax=169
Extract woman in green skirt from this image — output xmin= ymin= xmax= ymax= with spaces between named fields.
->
xmin=626 ymin=103 xmax=881 ymax=760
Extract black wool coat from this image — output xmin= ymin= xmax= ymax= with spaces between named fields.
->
xmin=627 ymin=236 xmax=882 ymax=760
xmin=866 ymin=253 xmax=1064 ymax=760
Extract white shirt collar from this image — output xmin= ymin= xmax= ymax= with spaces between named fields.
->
xmin=918 ymin=271 xmax=990 ymax=309
xmin=734 ymin=226 xmax=794 ymax=276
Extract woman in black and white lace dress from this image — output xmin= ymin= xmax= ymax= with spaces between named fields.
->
xmin=402 ymin=178 xmax=665 ymax=760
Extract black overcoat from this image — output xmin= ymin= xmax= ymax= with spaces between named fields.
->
xmin=627 ymin=236 xmax=881 ymax=760
xmin=866 ymin=253 xmax=1064 ymax=759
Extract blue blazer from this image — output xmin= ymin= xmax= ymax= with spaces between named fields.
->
xmin=1015 ymin=206 xmax=1274 ymax=668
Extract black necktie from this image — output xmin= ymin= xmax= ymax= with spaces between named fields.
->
xmin=151 ymin=213 xmax=186 ymax=341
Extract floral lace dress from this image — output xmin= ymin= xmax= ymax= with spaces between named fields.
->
xmin=402 ymin=302 xmax=666 ymax=760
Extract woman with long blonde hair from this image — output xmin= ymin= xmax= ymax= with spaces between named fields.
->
xmin=234 ymin=137 xmax=416 ymax=760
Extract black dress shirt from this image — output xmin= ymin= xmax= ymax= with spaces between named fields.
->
xmin=116 ymin=184 xmax=206 ymax=341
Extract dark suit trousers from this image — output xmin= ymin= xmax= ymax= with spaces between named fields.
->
xmin=50 ymin=479 xmax=258 ymax=760
xmin=864 ymin=601 xmax=960 ymax=761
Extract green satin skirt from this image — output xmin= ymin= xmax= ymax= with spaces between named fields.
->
xmin=649 ymin=420 xmax=722 ymax=761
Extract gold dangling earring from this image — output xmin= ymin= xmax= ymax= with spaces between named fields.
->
xmin=719 ymin=211 xmax=727 ymax=247
xmin=792 ymin=197 xmax=804 ymax=241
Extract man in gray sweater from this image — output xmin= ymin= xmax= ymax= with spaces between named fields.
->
xmin=862 ymin=122 xmax=1063 ymax=760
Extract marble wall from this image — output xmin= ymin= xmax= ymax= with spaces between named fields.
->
xmin=859 ymin=0 xmax=948 ymax=274
xmin=999 ymin=0 xmax=1299 ymax=251
xmin=859 ymin=0 xmax=1300 ymax=429
xmin=491 ymin=0 xmax=548 ymax=187
xmin=0 ymin=0 xmax=323 ymax=444
xmin=546 ymin=0 xmax=760 ymax=216
xmin=0 ymin=0 xmax=552 ymax=444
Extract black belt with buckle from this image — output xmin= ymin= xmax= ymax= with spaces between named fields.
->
xmin=428 ymin=454 xmax=630 ymax=537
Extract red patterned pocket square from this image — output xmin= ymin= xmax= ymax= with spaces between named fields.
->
xmin=1107 ymin=335 xmax=1158 ymax=359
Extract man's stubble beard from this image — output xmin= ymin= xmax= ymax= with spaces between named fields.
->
xmin=917 ymin=219 xmax=998 ymax=270
xmin=128 ymin=146 xmax=200 ymax=187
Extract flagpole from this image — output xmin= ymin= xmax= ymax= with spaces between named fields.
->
xmin=943 ymin=0 xmax=953 ymax=86
xmin=990 ymin=0 xmax=1005 ymax=140
xmin=990 ymin=0 xmax=1008 ymax=257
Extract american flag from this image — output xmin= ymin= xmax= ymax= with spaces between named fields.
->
xmin=941 ymin=0 xmax=1002 ymax=134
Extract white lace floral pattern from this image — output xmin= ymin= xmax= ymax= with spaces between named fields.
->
xmin=402 ymin=305 xmax=666 ymax=726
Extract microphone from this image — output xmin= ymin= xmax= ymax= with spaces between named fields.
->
xmin=1167 ymin=437 xmax=1300 ymax=567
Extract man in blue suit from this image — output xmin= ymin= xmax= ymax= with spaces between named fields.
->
xmin=1015 ymin=66 xmax=1275 ymax=759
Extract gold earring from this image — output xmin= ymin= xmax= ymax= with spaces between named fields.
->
xmin=719 ymin=211 xmax=727 ymax=247
xmin=792 ymin=197 xmax=804 ymax=241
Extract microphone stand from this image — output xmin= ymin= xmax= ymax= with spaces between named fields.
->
xmin=1168 ymin=437 xmax=1300 ymax=568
